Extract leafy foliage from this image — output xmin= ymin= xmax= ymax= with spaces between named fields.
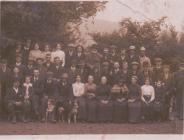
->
xmin=92 ymin=17 xmax=184 ymax=70
xmin=1 ymin=1 xmax=106 ymax=44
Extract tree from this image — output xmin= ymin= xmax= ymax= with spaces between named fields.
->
xmin=1 ymin=1 xmax=106 ymax=45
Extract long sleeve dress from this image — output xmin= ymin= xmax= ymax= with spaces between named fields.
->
xmin=96 ymin=84 xmax=113 ymax=122
xmin=111 ymin=84 xmax=128 ymax=123
xmin=85 ymin=83 xmax=97 ymax=122
xmin=128 ymin=84 xmax=142 ymax=123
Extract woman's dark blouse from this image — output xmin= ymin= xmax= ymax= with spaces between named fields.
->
xmin=128 ymin=84 xmax=141 ymax=100
xmin=96 ymin=84 xmax=111 ymax=100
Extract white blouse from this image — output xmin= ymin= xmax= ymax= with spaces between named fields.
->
xmin=72 ymin=82 xmax=85 ymax=97
xmin=141 ymin=85 xmax=155 ymax=102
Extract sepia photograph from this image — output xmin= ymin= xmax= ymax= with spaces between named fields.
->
xmin=0 ymin=0 xmax=183 ymax=138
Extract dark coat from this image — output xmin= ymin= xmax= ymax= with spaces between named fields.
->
xmin=43 ymin=80 xmax=58 ymax=98
xmin=5 ymin=87 xmax=23 ymax=104
xmin=25 ymin=65 xmax=35 ymax=76
xmin=50 ymin=64 xmax=65 ymax=79
xmin=57 ymin=82 xmax=73 ymax=101
xmin=22 ymin=48 xmax=30 ymax=65
xmin=65 ymin=50 xmax=76 ymax=68
xmin=43 ymin=62 xmax=53 ymax=72
xmin=31 ymin=76 xmax=44 ymax=97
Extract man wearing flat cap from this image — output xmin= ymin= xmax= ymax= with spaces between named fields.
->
xmin=172 ymin=60 xmax=184 ymax=120
xmin=152 ymin=57 xmax=163 ymax=84
xmin=109 ymin=45 xmax=119 ymax=66
xmin=12 ymin=55 xmax=26 ymax=76
xmin=128 ymin=61 xmax=140 ymax=84
xmin=101 ymin=47 xmax=111 ymax=65
xmin=127 ymin=45 xmax=139 ymax=66
xmin=139 ymin=46 xmax=151 ymax=71
xmin=85 ymin=45 xmax=101 ymax=76
xmin=56 ymin=72 xmax=73 ymax=121
xmin=41 ymin=71 xmax=58 ymax=122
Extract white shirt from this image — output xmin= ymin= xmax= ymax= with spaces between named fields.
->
xmin=72 ymin=82 xmax=85 ymax=97
xmin=13 ymin=87 xmax=19 ymax=94
xmin=141 ymin=85 xmax=155 ymax=102
xmin=51 ymin=50 xmax=65 ymax=66
xmin=23 ymin=83 xmax=32 ymax=98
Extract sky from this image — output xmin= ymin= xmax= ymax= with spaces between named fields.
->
xmin=95 ymin=0 xmax=184 ymax=31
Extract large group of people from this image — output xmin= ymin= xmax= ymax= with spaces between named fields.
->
xmin=0 ymin=39 xmax=183 ymax=124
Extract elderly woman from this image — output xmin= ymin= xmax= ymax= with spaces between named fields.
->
xmin=29 ymin=43 xmax=42 ymax=62
xmin=111 ymin=79 xmax=129 ymax=123
xmin=128 ymin=76 xmax=142 ymax=123
xmin=141 ymin=78 xmax=155 ymax=122
xmin=72 ymin=75 xmax=86 ymax=121
xmin=85 ymin=75 xmax=97 ymax=122
xmin=96 ymin=76 xmax=113 ymax=122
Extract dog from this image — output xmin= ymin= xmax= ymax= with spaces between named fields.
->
xmin=67 ymin=99 xmax=79 ymax=124
xmin=58 ymin=106 xmax=65 ymax=123
xmin=46 ymin=99 xmax=55 ymax=122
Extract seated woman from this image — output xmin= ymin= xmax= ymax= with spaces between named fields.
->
xmin=96 ymin=76 xmax=113 ymax=122
xmin=111 ymin=79 xmax=128 ymax=123
xmin=153 ymin=80 xmax=166 ymax=121
xmin=84 ymin=75 xmax=97 ymax=122
xmin=141 ymin=78 xmax=155 ymax=122
xmin=72 ymin=75 xmax=86 ymax=121
xmin=128 ymin=76 xmax=142 ymax=123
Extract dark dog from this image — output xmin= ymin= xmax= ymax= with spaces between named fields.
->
xmin=58 ymin=106 xmax=65 ymax=123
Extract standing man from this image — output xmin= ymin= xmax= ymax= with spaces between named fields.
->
xmin=5 ymin=80 xmax=23 ymax=123
xmin=65 ymin=44 xmax=76 ymax=68
xmin=0 ymin=59 xmax=11 ymax=119
xmin=85 ymin=45 xmax=101 ymax=76
xmin=139 ymin=46 xmax=151 ymax=71
xmin=22 ymin=39 xmax=32 ymax=65
xmin=31 ymin=68 xmax=44 ymax=120
xmin=173 ymin=60 xmax=184 ymax=120
xmin=127 ymin=45 xmax=139 ymax=66
xmin=152 ymin=57 xmax=163 ymax=84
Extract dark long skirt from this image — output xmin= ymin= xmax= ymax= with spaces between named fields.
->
xmin=86 ymin=97 xmax=97 ymax=122
xmin=128 ymin=100 xmax=142 ymax=123
xmin=97 ymin=100 xmax=113 ymax=122
xmin=152 ymin=101 xmax=164 ymax=121
xmin=76 ymin=97 xmax=87 ymax=121
xmin=142 ymin=96 xmax=153 ymax=121
xmin=113 ymin=100 xmax=128 ymax=123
